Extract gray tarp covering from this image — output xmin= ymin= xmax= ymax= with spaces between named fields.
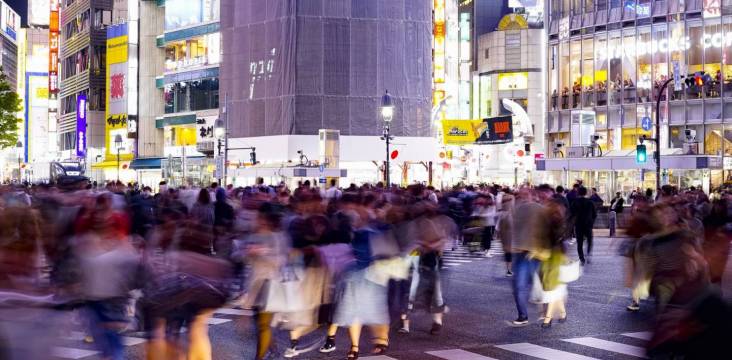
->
xmin=221 ymin=0 xmax=432 ymax=138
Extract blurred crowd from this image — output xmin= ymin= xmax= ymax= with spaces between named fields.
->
xmin=0 ymin=177 xmax=729 ymax=360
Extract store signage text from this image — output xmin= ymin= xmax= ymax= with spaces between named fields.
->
xmin=597 ymin=32 xmax=732 ymax=61
xmin=76 ymin=94 xmax=86 ymax=158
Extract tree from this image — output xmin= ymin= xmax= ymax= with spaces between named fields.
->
xmin=0 ymin=67 xmax=21 ymax=149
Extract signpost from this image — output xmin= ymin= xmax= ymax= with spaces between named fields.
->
xmin=641 ymin=116 xmax=653 ymax=131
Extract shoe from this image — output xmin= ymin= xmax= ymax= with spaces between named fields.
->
xmin=557 ymin=315 xmax=568 ymax=323
xmin=83 ymin=335 xmax=94 ymax=343
xmin=284 ymin=341 xmax=301 ymax=358
xmin=371 ymin=343 xmax=388 ymax=354
xmin=506 ymin=270 xmax=513 ymax=277
xmin=346 ymin=349 xmax=359 ymax=360
xmin=509 ymin=317 xmax=529 ymax=326
xmin=580 ymin=260 xmax=586 ymax=266
xmin=319 ymin=336 xmax=336 ymax=353
xmin=541 ymin=320 xmax=552 ymax=328
xmin=430 ymin=323 xmax=442 ymax=335
xmin=398 ymin=319 xmax=410 ymax=333
xmin=626 ymin=302 xmax=640 ymax=312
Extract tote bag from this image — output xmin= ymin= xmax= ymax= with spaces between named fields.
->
xmin=559 ymin=261 xmax=582 ymax=283
xmin=263 ymin=265 xmax=307 ymax=313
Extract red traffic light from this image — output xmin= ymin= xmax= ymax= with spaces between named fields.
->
xmin=390 ymin=150 xmax=399 ymax=160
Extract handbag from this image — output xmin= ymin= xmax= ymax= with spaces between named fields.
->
xmin=263 ymin=265 xmax=307 ymax=313
xmin=559 ymin=260 xmax=581 ymax=283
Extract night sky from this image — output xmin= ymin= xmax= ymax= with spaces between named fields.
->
xmin=6 ymin=0 xmax=27 ymax=27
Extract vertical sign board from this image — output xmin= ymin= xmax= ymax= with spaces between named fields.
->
xmin=76 ymin=94 xmax=87 ymax=157
xmin=49 ymin=0 xmax=59 ymax=112
xmin=105 ymin=23 xmax=131 ymax=160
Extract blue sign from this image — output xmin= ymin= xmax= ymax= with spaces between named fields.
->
xmin=641 ymin=116 xmax=652 ymax=131
xmin=76 ymin=94 xmax=87 ymax=158
xmin=319 ymin=164 xmax=325 ymax=173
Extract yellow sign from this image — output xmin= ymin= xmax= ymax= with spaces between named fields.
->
xmin=497 ymin=72 xmax=528 ymax=90
xmin=105 ymin=25 xmax=131 ymax=161
xmin=497 ymin=14 xmax=528 ymax=31
xmin=441 ymin=120 xmax=484 ymax=145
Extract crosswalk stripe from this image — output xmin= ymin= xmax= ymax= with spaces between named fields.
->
xmin=563 ymin=337 xmax=647 ymax=358
xmin=51 ymin=346 xmax=99 ymax=359
xmin=215 ymin=308 xmax=253 ymax=316
xmin=441 ymin=258 xmax=473 ymax=263
xmin=622 ymin=332 xmax=652 ymax=341
xmin=121 ymin=336 xmax=147 ymax=346
xmin=206 ymin=317 xmax=232 ymax=325
xmin=360 ymin=356 xmax=398 ymax=360
xmin=427 ymin=348 xmax=499 ymax=360
xmin=496 ymin=343 xmax=600 ymax=360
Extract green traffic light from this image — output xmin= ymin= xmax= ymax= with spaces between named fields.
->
xmin=636 ymin=144 xmax=647 ymax=164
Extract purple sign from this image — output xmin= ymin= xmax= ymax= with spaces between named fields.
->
xmin=76 ymin=94 xmax=87 ymax=158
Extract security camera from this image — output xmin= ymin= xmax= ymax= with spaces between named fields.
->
xmin=553 ymin=141 xmax=565 ymax=149
xmin=590 ymin=134 xmax=601 ymax=142
xmin=684 ymin=129 xmax=697 ymax=141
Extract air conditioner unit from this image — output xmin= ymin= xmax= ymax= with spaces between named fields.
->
xmin=566 ymin=146 xmax=586 ymax=158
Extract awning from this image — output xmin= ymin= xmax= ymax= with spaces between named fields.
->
xmin=91 ymin=160 xmax=129 ymax=169
xmin=537 ymin=155 xmax=723 ymax=171
xmin=130 ymin=158 xmax=163 ymax=170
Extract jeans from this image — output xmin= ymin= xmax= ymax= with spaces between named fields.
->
xmin=575 ymin=226 xmax=593 ymax=262
xmin=511 ymin=252 xmax=540 ymax=320
xmin=87 ymin=300 xmax=127 ymax=360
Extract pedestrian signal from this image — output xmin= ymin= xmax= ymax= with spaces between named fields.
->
xmin=636 ymin=144 xmax=647 ymax=164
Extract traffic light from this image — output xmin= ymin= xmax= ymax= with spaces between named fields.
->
xmin=250 ymin=150 xmax=257 ymax=164
xmin=636 ymin=144 xmax=647 ymax=164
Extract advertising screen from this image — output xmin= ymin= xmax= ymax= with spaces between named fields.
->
xmin=105 ymin=24 xmax=132 ymax=159
xmin=76 ymin=94 xmax=87 ymax=158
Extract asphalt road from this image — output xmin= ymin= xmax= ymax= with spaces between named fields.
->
xmin=44 ymin=237 xmax=731 ymax=360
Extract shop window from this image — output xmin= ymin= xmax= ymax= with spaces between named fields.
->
xmin=705 ymin=124 xmax=724 ymax=155
xmin=670 ymin=21 xmax=686 ymax=101
xmin=595 ymin=32 xmax=608 ymax=105
xmin=704 ymin=18 xmax=722 ymax=98
xmin=723 ymin=125 xmax=732 ymax=156
xmin=637 ymin=27 xmax=652 ymax=102
xmin=570 ymin=39 xmax=582 ymax=108
xmin=670 ymin=126 xmax=685 ymax=149
xmin=608 ymin=31 xmax=622 ymax=105
xmin=652 ymin=24 xmax=669 ymax=102
xmin=164 ymin=77 xmax=219 ymax=114
xmin=687 ymin=20 xmax=704 ymax=98
xmin=582 ymin=37 xmax=595 ymax=106
xmin=560 ymin=41 xmax=571 ymax=109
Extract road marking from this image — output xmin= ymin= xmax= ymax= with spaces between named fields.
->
xmin=563 ymin=337 xmax=647 ymax=358
xmin=360 ymin=356 xmax=398 ymax=360
xmin=427 ymin=348 xmax=499 ymax=360
xmin=496 ymin=343 xmax=600 ymax=360
xmin=442 ymin=258 xmax=473 ymax=263
xmin=206 ymin=317 xmax=232 ymax=325
xmin=215 ymin=308 xmax=253 ymax=316
xmin=51 ymin=346 xmax=99 ymax=359
xmin=121 ymin=336 xmax=147 ymax=346
xmin=622 ymin=332 xmax=652 ymax=340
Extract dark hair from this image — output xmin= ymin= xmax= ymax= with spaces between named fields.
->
xmin=330 ymin=179 xmax=337 ymax=186
xmin=556 ymin=185 xmax=565 ymax=194
xmin=578 ymin=186 xmax=588 ymax=196
xmin=197 ymin=188 xmax=211 ymax=204
xmin=258 ymin=202 xmax=283 ymax=229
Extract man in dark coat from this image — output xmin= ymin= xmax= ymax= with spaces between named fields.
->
xmin=570 ymin=186 xmax=597 ymax=265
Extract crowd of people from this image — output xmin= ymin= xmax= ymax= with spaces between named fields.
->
xmin=0 ymin=177 xmax=730 ymax=360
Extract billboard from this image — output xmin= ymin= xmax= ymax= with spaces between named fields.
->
xmin=29 ymin=0 xmax=50 ymax=26
xmin=49 ymin=0 xmax=59 ymax=97
xmin=105 ymin=24 xmax=133 ymax=159
xmin=0 ymin=1 xmax=18 ymax=41
xmin=76 ymin=94 xmax=87 ymax=158
xmin=164 ymin=0 xmax=219 ymax=30
xmin=441 ymin=116 xmax=514 ymax=145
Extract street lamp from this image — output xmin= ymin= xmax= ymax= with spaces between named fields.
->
xmin=214 ymin=117 xmax=226 ymax=185
xmin=114 ymin=134 xmax=123 ymax=182
xmin=381 ymin=90 xmax=394 ymax=186
xmin=15 ymin=141 xmax=22 ymax=183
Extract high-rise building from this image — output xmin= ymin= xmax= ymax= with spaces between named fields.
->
xmin=219 ymin=0 xmax=434 ymax=185
xmin=541 ymin=0 xmax=730 ymax=197
xmin=18 ymin=27 xmax=51 ymax=166
xmin=0 ymin=1 xmax=19 ymax=90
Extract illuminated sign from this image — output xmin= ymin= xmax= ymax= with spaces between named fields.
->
xmin=49 ymin=0 xmax=59 ymax=96
xmin=0 ymin=1 xmax=18 ymax=41
xmin=478 ymin=116 xmax=514 ymax=144
xmin=29 ymin=0 xmax=50 ymax=26
xmin=105 ymin=23 xmax=133 ymax=159
xmin=441 ymin=117 xmax=514 ymax=145
xmin=497 ymin=72 xmax=529 ymax=90
xmin=433 ymin=0 xmax=446 ymax=85
xmin=704 ymin=0 xmax=721 ymax=19
xmin=76 ymin=94 xmax=87 ymax=158
xmin=597 ymin=31 xmax=732 ymax=61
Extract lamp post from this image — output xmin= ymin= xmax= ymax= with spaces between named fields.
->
xmin=15 ymin=141 xmax=22 ymax=183
xmin=380 ymin=90 xmax=394 ymax=186
xmin=214 ymin=117 xmax=226 ymax=185
xmin=114 ymin=134 xmax=123 ymax=182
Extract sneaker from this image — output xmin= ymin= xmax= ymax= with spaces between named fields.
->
xmin=508 ymin=317 xmax=529 ymax=326
xmin=506 ymin=270 xmax=513 ymax=277
xmin=626 ymin=302 xmax=640 ymax=312
xmin=397 ymin=319 xmax=410 ymax=334
xmin=430 ymin=323 xmax=443 ymax=335
xmin=284 ymin=341 xmax=301 ymax=358
xmin=319 ymin=337 xmax=336 ymax=353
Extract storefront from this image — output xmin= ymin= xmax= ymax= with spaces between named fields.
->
xmin=545 ymin=0 xmax=732 ymax=192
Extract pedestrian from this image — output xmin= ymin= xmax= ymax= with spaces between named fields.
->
xmin=538 ymin=197 xmax=569 ymax=328
xmin=570 ymin=186 xmax=597 ymax=265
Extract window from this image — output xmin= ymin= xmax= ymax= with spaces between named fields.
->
xmin=484 ymin=48 xmax=489 ymax=59
xmin=723 ymin=17 xmax=732 ymax=97
xmin=164 ymin=77 xmax=219 ymax=114
xmin=637 ymin=27 xmax=652 ymax=102
xmin=61 ymin=48 xmax=89 ymax=80
xmin=549 ymin=45 xmax=559 ymax=110
xmin=706 ymin=124 xmax=724 ymax=155
xmin=164 ymin=33 xmax=221 ymax=72
xmin=704 ymin=17 xmax=722 ymax=98
xmin=63 ymin=10 xmax=90 ymax=41
xmin=570 ymin=39 xmax=581 ymax=108
xmin=595 ymin=32 xmax=608 ymax=106
xmin=652 ymin=24 xmax=669 ymax=102
xmin=687 ymin=20 xmax=704 ymax=98
xmin=582 ymin=37 xmax=594 ymax=106
xmin=560 ymin=41 xmax=571 ymax=109
xmin=669 ymin=21 xmax=686 ymax=100
xmin=608 ymin=31 xmax=622 ymax=105
xmin=622 ymin=29 xmax=637 ymax=103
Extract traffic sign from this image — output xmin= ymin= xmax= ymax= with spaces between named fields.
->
xmin=641 ymin=116 xmax=652 ymax=131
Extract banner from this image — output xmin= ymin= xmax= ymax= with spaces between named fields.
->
xmin=105 ymin=24 xmax=132 ymax=159
xmin=76 ymin=94 xmax=86 ymax=158
xmin=441 ymin=116 xmax=514 ymax=145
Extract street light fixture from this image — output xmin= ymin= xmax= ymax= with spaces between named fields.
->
xmin=114 ymin=134 xmax=123 ymax=182
xmin=381 ymin=90 xmax=394 ymax=186
xmin=214 ymin=117 xmax=226 ymax=185
xmin=15 ymin=141 xmax=22 ymax=183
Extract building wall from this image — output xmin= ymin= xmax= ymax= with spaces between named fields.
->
xmin=138 ymin=0 xmax=164 ymax=158
xmin=220 ymin=0 xmax=432 ymax=139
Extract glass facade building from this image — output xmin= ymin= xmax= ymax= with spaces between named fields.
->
xmin=544 ymin=0 xmax=732 ymax=193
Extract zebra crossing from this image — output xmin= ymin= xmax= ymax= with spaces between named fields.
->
xmin=443 ymin=242 xmax=503 ymax=268
xmin=50 ymin=307 xmax=254 ymax=359
xmin=361 ymin=331 xmax=653 ymax=360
